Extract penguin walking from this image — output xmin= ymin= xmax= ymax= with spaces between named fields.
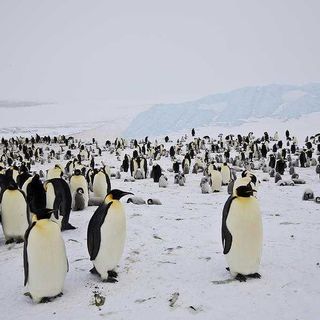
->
xmin=0 ymin=181 xmax=30 ymax=243
xmin=24 ymin=208 xmax=68 ymax=303
xmin=221 ymin=177 xmax=263 ymax=282
xmin=87 ymin=189 xmax=133 ymax=282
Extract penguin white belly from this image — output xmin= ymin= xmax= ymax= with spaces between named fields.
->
xmin=226 ymin=197 xmax=263 ymax=276
xmin=70 ymin=176 xmax=89 ymax=207
xmin=221 ymin=167 xmax=230 ymax=185
xmin=1 ymin=190 xmax=29 ymax=240
xmin=210 ymin=170 xmax=222 ymax=192
xmin=94 ymin=205 xmax=126 ymax=279
xmin=93 ymin=173 xmax=107 ymax=198
xmin=27 ymin=221 xmax=67 ymax=302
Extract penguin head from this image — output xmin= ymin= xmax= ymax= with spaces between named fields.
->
xmin=7 ymin=180 xmax=18 ymax=190
xmin=235 ymin=177 xmax=255 ymax=197
xmin=33 ymin=208 xmax=59 ymax=220
xmin=74 ymin=169 xmax=81 ymax=176
xmin=105 ymin=189 xmax=133 ymax=202
xmin=236 ymin=184 xmax=254 ymax=197
xmin=76 ymin=187 xmax=84 ymax=194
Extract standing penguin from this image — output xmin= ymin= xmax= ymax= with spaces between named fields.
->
xmin=70 ymin=169 xmax=89 ymax=208
xmin=221 ymin=163 xmax=231 ymax=185
xmin=26 ymin=174 xmax=46 ymax=213
xmin=24 ymin=208 xmax=68 ymax=303
xmin=221 ymin=177 xmax=263 ymax=282
xmin=72 ymin=188 xmax=86 ymax=211
xmin=45 ymin=178 xmax=75 ymax=230
xmin=0 ymin=181 xmax=30 ymax=243
xmin=92 ymin=168 xmax=111 ymax=198
xmin=87 ymin=189 xmax=133 ymax=282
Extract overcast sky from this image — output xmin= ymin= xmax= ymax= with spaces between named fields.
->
xmin=0 ymin=0 xmax=319 ymax=104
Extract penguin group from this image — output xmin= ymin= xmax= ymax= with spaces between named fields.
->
xmin=0 ymin=127 xmax=319 ymax=303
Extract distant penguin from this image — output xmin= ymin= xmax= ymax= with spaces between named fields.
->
xmin=268 ymin=154 xmax=276 ymax=169
xmin=151 ymin=164 xmax=162 ymax=183
xmin=45 ymin=178 xmax=75 ymax=230
xmin=159 ymin=174 xmax=168 ymax=188
xmin=93 ymin=169 xmax=111 ymax=198
xmin=173 ymin=161 xmax=180 ymax=173
xmin=200 ymin=177 xmax=211 ymax=194
xmin=209 ymin=166 xmax=222 ymax=192
xmin=72 ymin=188 xmax=86 ymax=211
xmin=221 ymin=177 xmax=263 ymax=282
xmin=275 ymin=158 xmax=286 ymax=175
xmin=302 ymin=188 xmax=314 ymax=200
xmin=87 ymin=189 xmax=133 ymax=282
xmin=70 ymin=169 xmax=89 ymax=208
xmin=24 ymin=208 xmax=68 ymax=303
xmin=221 ymin=163 xmax=231 ymax=185
xmin=122 ymin=154 xmax=130 ymax=173
xmin=0 ymin=181 xmax=30 ymax=244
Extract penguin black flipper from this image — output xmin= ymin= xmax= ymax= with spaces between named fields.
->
xmin=87 ymin=202 xmax=113 ymax=261
xmin=24 ymin=221 xmax=37 ymax=286
xmin=105 ymin=173 xmax=111 ymax=194
xmin=222 ymin=196 xmax=236 ymax=254
xmin=18 ymin=189 xmax=31 ymax=225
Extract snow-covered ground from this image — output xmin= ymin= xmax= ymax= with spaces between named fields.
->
xmin=0 ymin=127 xmax=320 ymax=320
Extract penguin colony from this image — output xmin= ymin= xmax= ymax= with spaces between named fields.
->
xmin=0 ymin=129 xmax=319 ymax=303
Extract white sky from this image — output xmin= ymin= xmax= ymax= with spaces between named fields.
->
xmin=0 ymin=0 xmax=319 ymax=104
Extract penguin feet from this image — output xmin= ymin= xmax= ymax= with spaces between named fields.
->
xmin=247 ymin=273 xmax=261 ymax=279
xmin=90 ymin=267 xmax=100 ymax=275
xmin=108 ymin=270 xmax=118 ymax=278
xmin=5 ymin=239 xmax=14 ymax=245
xmin=54 ymin=292 xmax=63 ymax=298
xmin=61 ymin=223 xmax=77 ymax=231
xmin=16 ymin=239 xmax=24 ymax=244
xmin=40 ymin=297 xmax=52 ymax=303
xmin=103 ymin=277 xmax=118 ymax=283
xmin=235 ymin=274 xmax=247 ymax=282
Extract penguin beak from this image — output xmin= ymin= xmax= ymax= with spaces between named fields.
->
xmin=119 ymin=191 xmax=134 ymax=199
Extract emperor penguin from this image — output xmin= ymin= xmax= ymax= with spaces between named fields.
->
xmin=92 ymin=168 xmax=111 ymax=198
xmin=45 ymin=178 xmax=75 ymax=230
xmin=87 ymin=189 xmax=133 ymax=282
xmin=24 ymin=208 xmax=68 ymax=303
xmin=47 ymin=164 xmax=63 ymax=180
xmin=221 ymin=163 xmax=231 ymax=185
xmin=209 ymin=165 xmax=222 ymax=192
xmin=26 ymin=174 xmax=46 ymax=213
xmin=72 ymin=188 xmax=86 ymax=211
xmin=221 ymin=176 xmax=263 ymax=282
xmin=0 ymin=181 xmax=30 ymax=244
xmin=159 ymin=174 xmax=168 ymax=188
xmin=70 ymin=169 xmax=89 ymax=208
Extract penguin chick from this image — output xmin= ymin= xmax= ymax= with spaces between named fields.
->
xmin=72 ymin=188 xmax=86 ymax=211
